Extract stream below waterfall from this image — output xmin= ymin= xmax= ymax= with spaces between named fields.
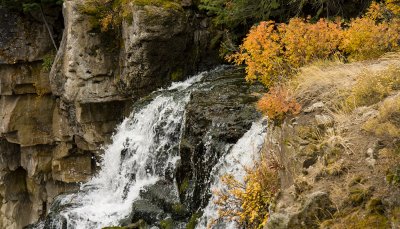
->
xmin=31 ymin=66 xmax=267 ymax=229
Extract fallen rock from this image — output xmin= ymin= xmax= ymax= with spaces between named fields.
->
xmin=315 ymin=114 xmax=334 ymax=128
xmin=303 ymin=102 xmax=325 ymax=113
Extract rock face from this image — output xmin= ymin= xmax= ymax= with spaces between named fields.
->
xmin=114 ymin=68 xmax=263 ymax=228
xmin=0 ymin=0 xmax=219 ymax=228
xmin=176 ymin=68 xmax=263 ymax=212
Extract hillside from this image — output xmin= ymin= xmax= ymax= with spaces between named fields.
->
xmin=265 ymin=53 xmax=400 ymax=228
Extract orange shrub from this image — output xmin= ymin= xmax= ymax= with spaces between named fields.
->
xmin=229 ymin=0 xmax=400 ymax=87
xmin=281 ymin=18 xmax=343 ymax=69
xmin=228 ymin=18 xmax=343 ymax=87
xmin=341 ymin=17 xmax=400 ymax=61
xmin=227 ymin=21 xmax=287 ymax=87
xmin=257 ymin=86 xmax=301 ymax=125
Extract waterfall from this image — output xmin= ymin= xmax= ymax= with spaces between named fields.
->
xmin=35 ymin=66 xmax=266 ymax=229
xmin=196 ymin=120 xmax=267 ymax=229
xmin=40 ymin=70 xmax=210 ymax=229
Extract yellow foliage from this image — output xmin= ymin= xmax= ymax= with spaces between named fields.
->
xmin=366 ymin=0 xmax=400 ymax=20
xmin=386 ymin=0 xmax=400 ymax=16
xmin=281 ymin=18 xmax=343 ymax=69
xmin=227 ymin=21 xmax=286 ymax=87
xmin=212 ymin=158 xmax=280 ymax=229
xmin=340 ymin=17 xmax=399 ymax=61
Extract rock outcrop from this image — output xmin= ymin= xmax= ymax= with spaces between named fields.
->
xmin=176 ymin=68 xmax=263 ymax=212
xmin=0 ymin=0 xmax=219 ymax=228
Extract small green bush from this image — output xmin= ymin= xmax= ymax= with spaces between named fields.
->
xmin=42 ymin=52 xmax=55 ymax=72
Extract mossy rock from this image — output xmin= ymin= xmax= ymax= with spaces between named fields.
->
xmin=179 ymin=177 xmax=190 ymax=194
xmin=386 ymin=166 xmax=400 ymax=185
xmin=133 ymin=0 xmax=183 ymax=10
xmin=171 ymin=203 xmax=189 ymax=218
xmin=321 ymin=212 xmax=390 ymax=229
xmin=160 ymin=218 xmax=174 ymax=229
xmin=170 ymin=68 xmax=184 ymax=82
xmin=186 ymin=212 xmax=202 ymax=229
xmin=103 ymin=227 xmax=126 ymax=229
xmin=351 ymin=214 xmax=389 ymax=228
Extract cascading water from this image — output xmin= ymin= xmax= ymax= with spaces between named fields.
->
xmin=34 ymin=66 xmax=267 ymax=229
xmin=196 ymin=120 xmax=267 ymax=229
xmin=37 ymin=70 xmax=210 ymax=229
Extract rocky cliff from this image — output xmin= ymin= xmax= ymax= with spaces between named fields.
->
xmin=0 ymin=1 xmax=219 ymax=228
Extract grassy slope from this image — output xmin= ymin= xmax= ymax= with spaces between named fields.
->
xmin=266 ymin=53 xmax=400 ymax=228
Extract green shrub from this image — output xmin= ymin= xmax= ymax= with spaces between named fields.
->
xmin=42 ymin=52 xmax=55 ymax=72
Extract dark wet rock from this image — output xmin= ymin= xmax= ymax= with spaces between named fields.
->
xmin=129 ymin=199 xmax=166 ymax=225
xmin=140 ymin=180 xmax=180 ymax=213
xmin=176 ymin=67 xmax=263 ymax=211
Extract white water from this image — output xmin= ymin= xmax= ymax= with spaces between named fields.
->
xmin=196 ymin=120 xmax=267 ymax=229
xmin=40 ymin=66 xmax=267 ymax=229
xmin=45 ymin=71 xmax=210 ymax=229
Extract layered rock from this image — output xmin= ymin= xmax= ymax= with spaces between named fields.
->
xmin=0 ymin=0 xmax=219 ymax=228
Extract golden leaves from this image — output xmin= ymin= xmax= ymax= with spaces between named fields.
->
xmin=211 ymin=160 xmax=280 ymax=229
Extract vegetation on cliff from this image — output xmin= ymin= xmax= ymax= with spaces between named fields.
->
xmin=200 ymin=0 xmax=373 ymax=55
xmin=79 ymin=0 xmax=182 ymax=31
xmin=212 ymin=158 xmax=280 ymax=228
xmin=209 ymin=0 xmax=400 ymax=228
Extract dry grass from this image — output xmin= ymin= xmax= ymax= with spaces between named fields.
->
xmin=345 ymin=65 xmax=400 ymax=108
xmin=289 ymin=53 xmax=400 ymax=105
xmin=277 ymin=53 xmax=400 ymax=228
xmin=364 ymin=95 xmax=400 ymax=139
